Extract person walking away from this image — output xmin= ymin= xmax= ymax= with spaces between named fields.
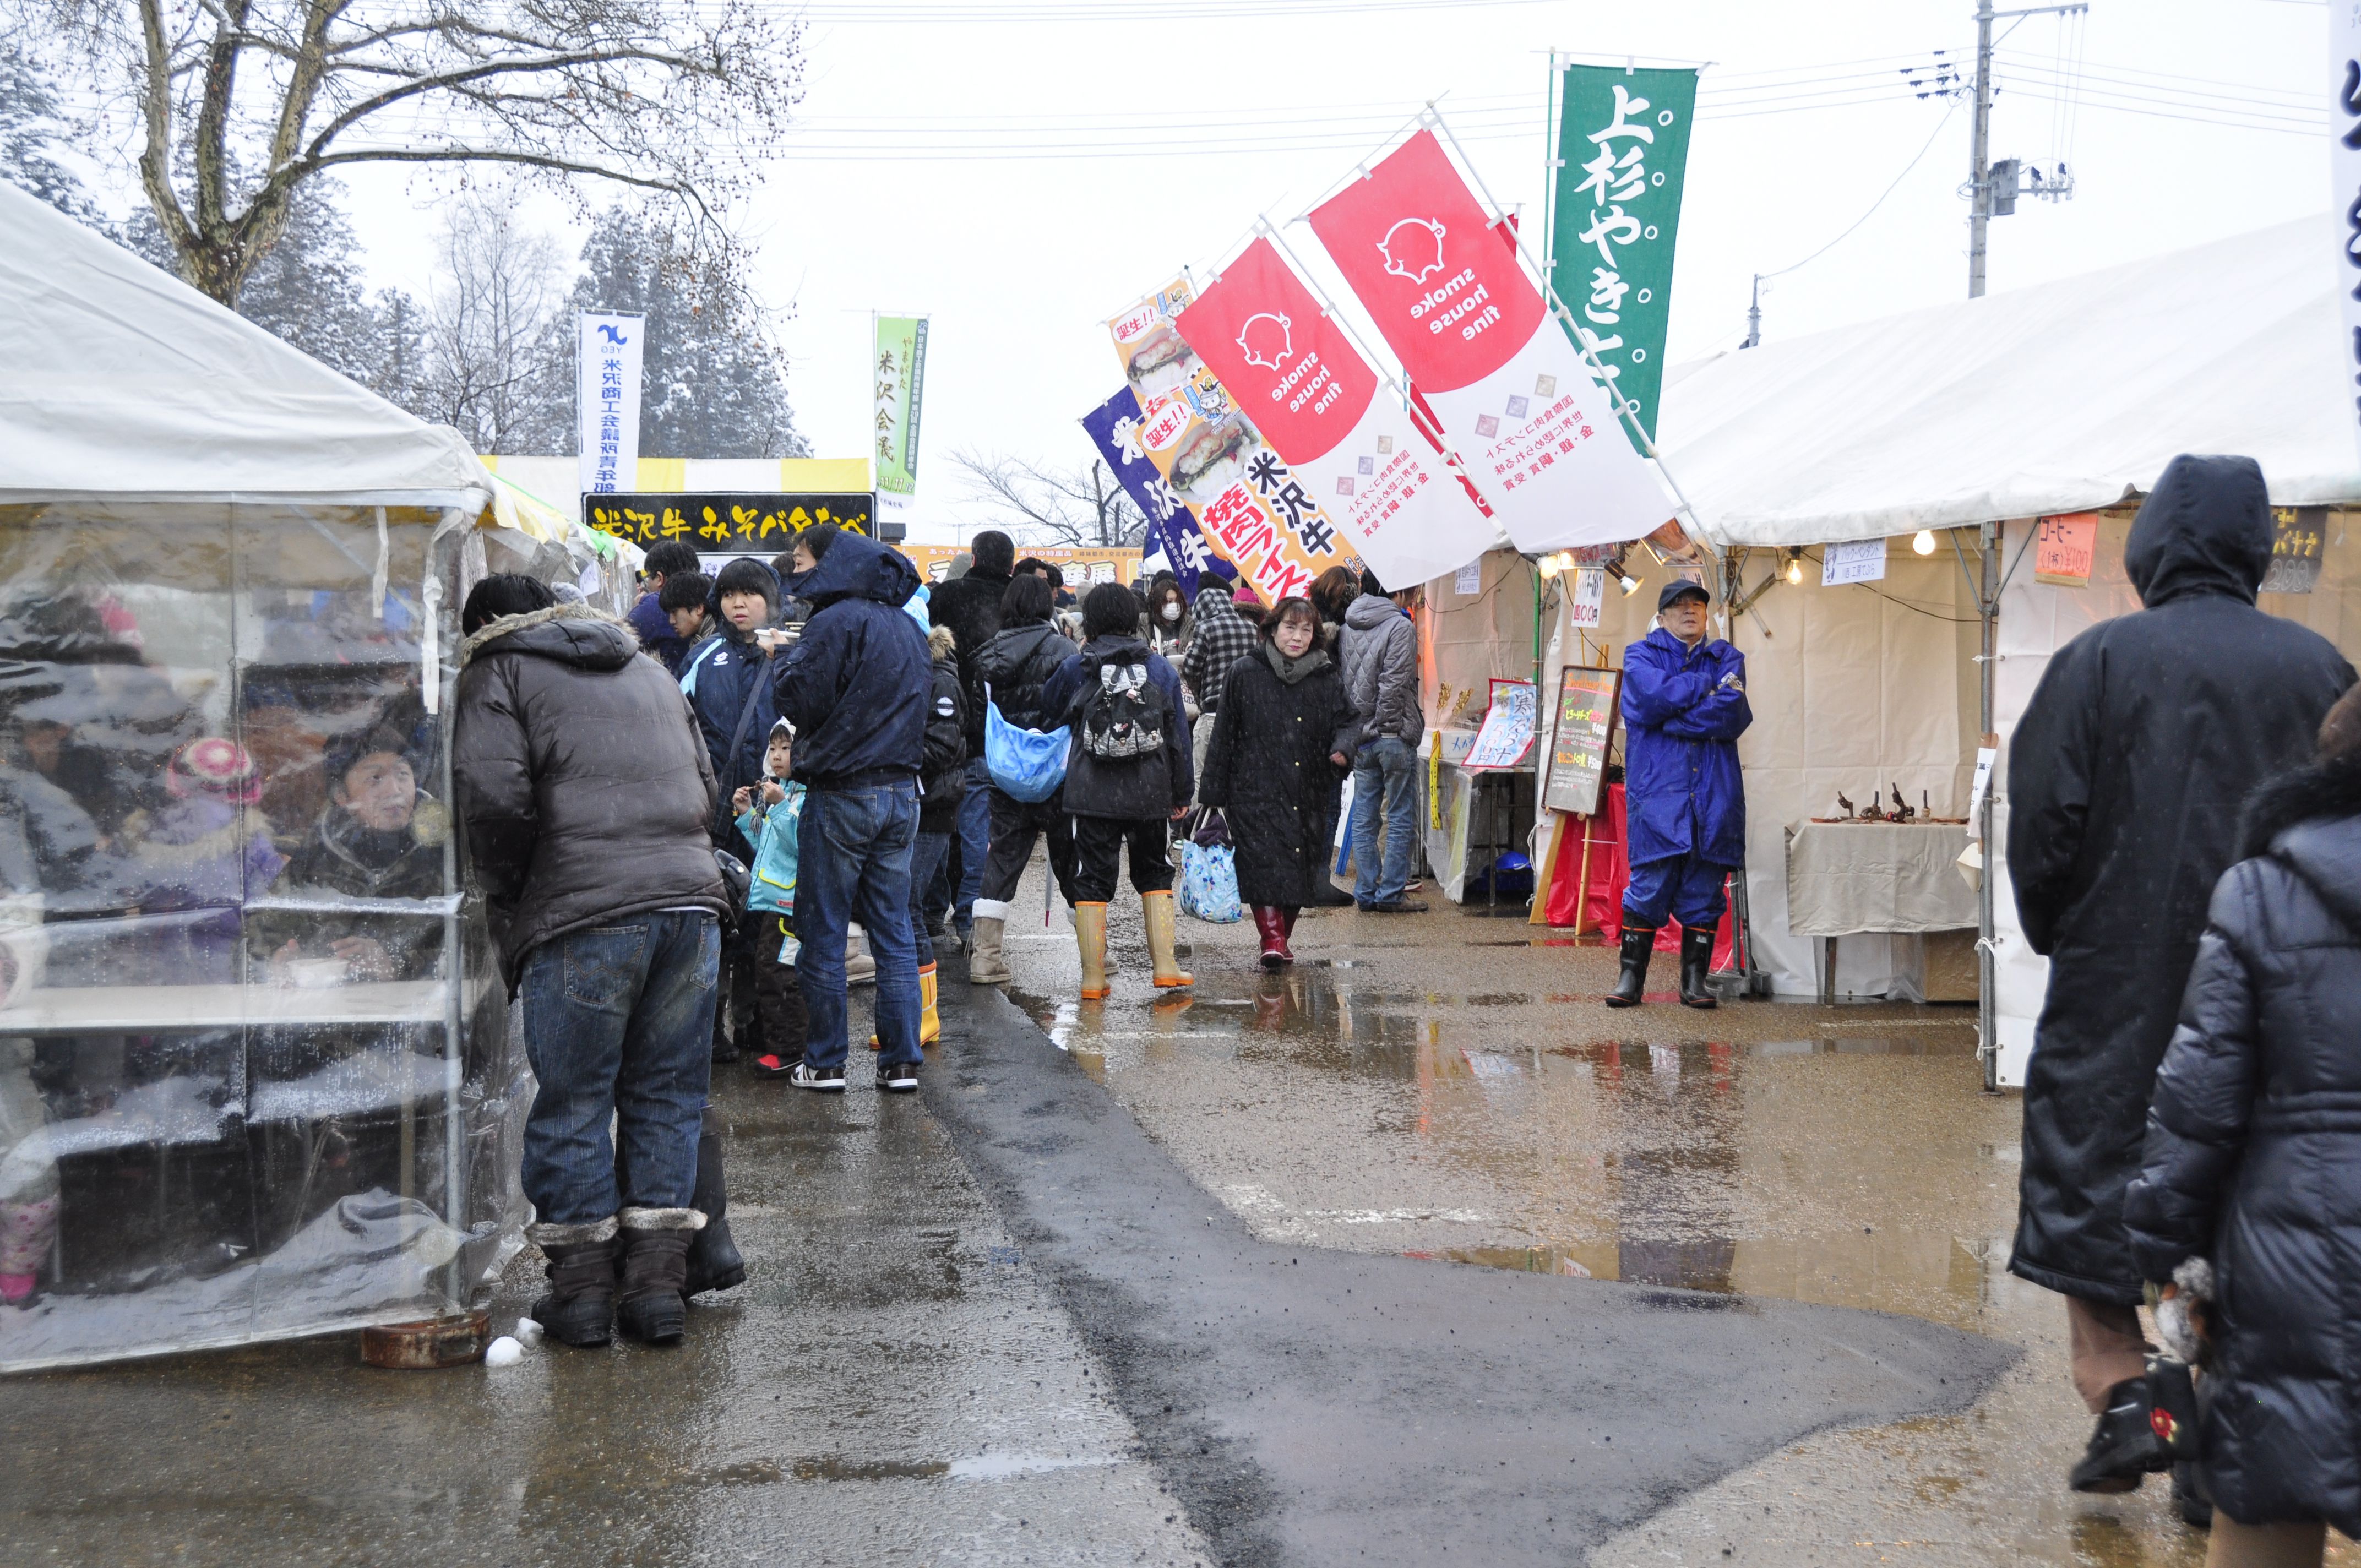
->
xmin=1341 ymin=570 xmax=1427 ymax=914
xmin=628 ymin=541 xmax=704 ymax=674
xmin=2120 ymin=682 xmax=2361 ymax=1564
xmin=453 ymin=574 xmax=730 ymax=1348
xmin=1612 ymin=580 xmax=1749 ymax=1009
xmin=927 ymin=531 xmax=1015 ymax=950
xmin=681 ymin=557 xmax=785 ymax=1063
xmin=869 ymin=625 xmax=963 ymax=1047
xmin=2008 ymin=453 xmax=2357 ymax=1494
xmin=969 ymin=574 xmax=1082 ymax=984
xmin=771 ymin=526 xmax=930 ymax=1093
xmin=1039 ymin=584 xmax=1194 ymax=998
xmin=1198 ymin=598 xmax=1356 ymax=970
xmin=737 ymin=719 xmax=810 ymax=1081
xmin=654 ymin=570 xmax=712 ymax=678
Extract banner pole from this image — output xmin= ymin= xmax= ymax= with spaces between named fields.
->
xmin=1420 ymin=107 xmax=1714 ymax=558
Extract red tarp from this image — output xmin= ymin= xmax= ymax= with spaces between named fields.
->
xmin=1541 ymin=783 xmax=1736 ymax=967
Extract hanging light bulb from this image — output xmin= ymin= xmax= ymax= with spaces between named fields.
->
xmin=1912 ymin=529 xmax=1938 ymax=556
xmin=1535 ymin=552 xmax=1562 ymax=580
xmin=1784 ymin=548 xmax=1804 ymax=586
xmin=1557 ymin=549 xmax=1579 ymax=574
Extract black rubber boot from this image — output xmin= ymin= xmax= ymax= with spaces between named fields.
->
xmin=616 ymin=1221 xmax=695 ymax=1346
xmin=528 ymin=1225 xmax=618 ymax=1348
xmin=2172 ymin=1460 xmax=2214 ymax=1529
xmin=684 ymin=1107 xmax=745 ymax=1298
xmin=1604 ymin=921 xmax=1657 ymax=1008
xmin=1678 ymin=923 xmax=1720 ymax=1009
xmin=2069 ymin=1376 xmax=2169 ymax=1493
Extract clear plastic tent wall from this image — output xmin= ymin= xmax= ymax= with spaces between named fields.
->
xmin=0 ymin=500 xmax=530 ymax=1370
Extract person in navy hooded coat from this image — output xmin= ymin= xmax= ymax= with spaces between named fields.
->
xmin=1611 ymin=579 xmax=1750 ymax=1011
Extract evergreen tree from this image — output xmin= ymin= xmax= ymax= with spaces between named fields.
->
xmin=0 ymin=55 xmax=108 ymax=227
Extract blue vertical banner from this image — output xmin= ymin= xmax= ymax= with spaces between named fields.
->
xmin=1080 ymin=386 xmax=1231 ymax=600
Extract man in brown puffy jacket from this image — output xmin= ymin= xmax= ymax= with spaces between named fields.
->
xmin=452 ymin=574 xmax=730 ymax=1351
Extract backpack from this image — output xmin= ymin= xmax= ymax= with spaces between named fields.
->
xmin=1076 ymin=656 xmax=1166 ymax=761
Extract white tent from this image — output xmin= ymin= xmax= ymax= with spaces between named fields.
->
xmin=1626 ymin=217 xmax=2361 ymax=1086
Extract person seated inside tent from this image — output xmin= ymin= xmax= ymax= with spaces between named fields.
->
xmin=261 ymin=727 xmax=448 ymax=985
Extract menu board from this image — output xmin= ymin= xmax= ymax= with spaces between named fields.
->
xmin=2032 ymin=513 xmax=2097 ymax=587
xmin=1462 ymin=679 xmax=1538 ymax=772
xmin=1542 ymin=665 xmax=1621 ymax=818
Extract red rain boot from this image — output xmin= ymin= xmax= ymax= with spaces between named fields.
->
xmin=1254 ymin=905 xmax=1293 ymax=971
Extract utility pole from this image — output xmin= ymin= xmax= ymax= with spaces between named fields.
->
xmin=1967 ymin=2 xmax=2087 ymax=298
xmin=1742 ymin=275 xmax=1761 ymax=349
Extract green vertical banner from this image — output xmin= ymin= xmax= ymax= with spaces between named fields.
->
xmin=1548 ymin=66 xmax=1698 ymax=449
xmin=873 ymin=313 xmax=928 ymax=498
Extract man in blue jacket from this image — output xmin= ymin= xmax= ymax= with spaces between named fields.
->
xmin=770 ymin=525 xmax=931 ymax=1093
xmin=1611 ymin=579 xmax=1750 ymax=1010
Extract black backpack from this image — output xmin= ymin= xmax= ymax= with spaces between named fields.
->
xmin=1075 ymin=654 xmax=1167 ymax=760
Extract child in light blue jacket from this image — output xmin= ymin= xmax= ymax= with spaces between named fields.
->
xmin=736 ymin=719 xmax=807 ymax=1078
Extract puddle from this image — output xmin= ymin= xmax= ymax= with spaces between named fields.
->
xmin=947 ymin=1453 xmax=1125 ymax=1480
xmin=787 ymin=1456 xmax=954 ymax=1482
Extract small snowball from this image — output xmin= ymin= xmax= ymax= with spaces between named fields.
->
xmin=513 ymin=1317 xmax=545 ymax=1348
xmin=483 ymin=1336 xmax=524 ymax=1366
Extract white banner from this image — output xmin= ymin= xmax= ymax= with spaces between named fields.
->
xmin=2337 ymin=4 xmax=2361 ymax=470
xmin=578 ymin=311 xmax=645 ymax=496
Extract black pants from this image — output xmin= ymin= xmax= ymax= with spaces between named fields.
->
xmin=749 ymin=913 xmax=806 ymax=1063
xmin=1070 ymin=815 xmax=1173 ymax=902
xmin=982 ymin=787 xmax=1077 ymax=906
xmin=714 ymin=921 xmax=758 ymax=1048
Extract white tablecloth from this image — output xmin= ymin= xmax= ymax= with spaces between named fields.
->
xmin=1783 ymin=821 xmax=1977 ymax=937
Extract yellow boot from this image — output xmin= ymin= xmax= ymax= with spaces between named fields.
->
xmin=1141 ymin=889 xmax=1193 ymax=989
xmin=1075 ymin=901 xmax=1111 ymax=1000
xmin=919 ymin=961 xmax=940 ymax=1046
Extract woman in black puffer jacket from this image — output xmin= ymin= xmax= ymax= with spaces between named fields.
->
xmin=2125 ymin=681 xmax=2361 ymax=1567
xmin=966 ymin=573 xmax=1080 ymax=983
xmin=1198 ymin=597 xmax=1356 ymax=971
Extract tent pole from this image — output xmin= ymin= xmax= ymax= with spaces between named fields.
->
xmin=1723 ymin=547 xmax=1758 ymax=994
xmin=1979 ymin=521 xmax=2000 ymax=1093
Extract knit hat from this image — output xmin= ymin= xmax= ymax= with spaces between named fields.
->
xmin=1233 ymin=583 xmax=1260 ymax=606
xmin=167 ymin=737 xmax=263 ymax=805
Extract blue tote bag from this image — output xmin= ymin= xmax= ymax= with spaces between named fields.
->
xmin=982 ymin=684 xmax=1070 ymax=804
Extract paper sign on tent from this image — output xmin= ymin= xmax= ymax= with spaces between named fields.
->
xmin=1307 ymin=129 xmax=1671 ymax=553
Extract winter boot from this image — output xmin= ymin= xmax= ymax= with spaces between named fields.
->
xmin=1254 ymin=906 xmax=1293 ymax=971
xmin=2069 ymin=1376 xmax=2170 ymax=1493
xmin=1142 ymin=889 xmax=1193 ymax=988
xmin=967 ymin=900 xmax=1012 ymax=984
xmin=846 ymin=924 xmax=876 ymax=986
xmin=1678 ymin=923 xmax=1720 ymax=1009
xmin=1075 ymin=901 xmax=1111 ymax=1000
xmin=2171 ymin=1460 xmax=2214 ymax=1529
xmin=527 ymin=1218 xmax=619 ymax=1348
xmin=616 ymin=1208 xmax=703 ymax=1346
xmin=1604 ymin=921 xmax=1657 ymax=1008
xmin=683 ymin=1107 xmax=744 ymax=1298
xmin=919 ymin=962 xmax=942 ymax=1044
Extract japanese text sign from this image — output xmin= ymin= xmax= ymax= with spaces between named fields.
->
xmin=1543 ymin=665 xmax=1620 ymax=816
xmin=873 ymin=314 xmax=929 ymax=498
xmin=2264 ymin=506 xmax=2327 ymax=594
xmin=1820 ymin=538 xmax=1887 ymax=587
xmin=1464 ymin=678 xmax=1538 ymax=772
xmin=2032 ymin=513 xmax=2097 ymax=587
xmin=1080 ymin=386 xmax=1227 ymax=602
xmin=583 ymin=492 xmax=873 ymax=550
xmin=576 ymin=311 xmax=644 ymax=496
xmin=2336 ymin=6 xmax=2361 ymax=471
xmin=1549 ymin=67 xmax=1698 ymax=447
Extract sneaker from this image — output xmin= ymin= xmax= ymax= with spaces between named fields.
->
xmin=787 ymin=1060 xmax=845 ymax=1092
xmin=1361 ymin=898 xmax=1430 ymax=914
xmin=2069 ymin=1376 xmax=2168 ymax=1493
xmin=749 ymin=1053 xmax=800 ymax=1080
xmin=877 ymin=1058 xmax=919 ymax=1093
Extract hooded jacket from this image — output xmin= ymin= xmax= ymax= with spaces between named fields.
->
xmin=451 ymin=602 xmax=727 ymax=987
xmin=1181 ymin=586 xmax=1260 ymax=714
xmin=928 ymin=564 xmax=1013 ymax=749
xmin=918 ymin=624 xmax=969 ymax=834
xmin=628 ymin=591 xmax=688 ymax=676
xmin=2123 ymin=755 xmax=2361 ymax=1534
xmin=2007 ymin=454 xmax=2356 ymax=1305
xmin=1620 ymin=627 xmax=1751 ymax=869
xmin=1040 ymin=634 xmax=1193 ymax=820
xmin=977 ymin=619 xmax=1073 ymax=734
xmin=770 ymin=531 xmax=931 ymax=790
xmin=680 ymin=560 xmax=782 ymax=837
xmin=1340 ymin=593 xmax=1422 ymax=745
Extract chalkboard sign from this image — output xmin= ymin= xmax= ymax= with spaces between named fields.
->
xmin=1543 ymin=665 xmax=1620 ymax=818
xmin=583 ymin=492 xmax=875 ymax=551
xmin=2264 ymin=507 xmax=2326 ymax=595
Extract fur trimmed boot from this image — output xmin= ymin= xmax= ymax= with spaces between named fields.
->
xmin=617 ymin=1207 xmax=705 ymax=1346
xmin=527 ymin=1217 xmax=619 ymax=1347
xmin=1604 ymin=921 xmax=1657 ymax=1009
xmin=1678 ymin=923 xmax=1720 ymax=1009
xmin=1253 ymin=906 xmax=1292 ymax=971
xmin=1142 ymin=889 xmax=1192 ymax=988
xmin=684 ymin=1108 xmax=744 ymax=1298
xmin=1075 ymin=901 xmax=1111 ymax=1000
xmin=967 ymin=900 xmax=1012 ymax=985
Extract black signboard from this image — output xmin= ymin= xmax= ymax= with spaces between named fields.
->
xmin=2264 ymin=506 xmax=2326 ymax=595
xmin=582 ymin=492 xmax=878 ymax=551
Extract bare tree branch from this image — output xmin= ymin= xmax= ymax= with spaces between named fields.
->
xmin=950 ymin=449 xmax=1146 ymax=549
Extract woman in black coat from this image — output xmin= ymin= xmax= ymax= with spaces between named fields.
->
xmin=1198 ymin=597 xmax=1355 ymax=970
xmin=965 ymin=573 xmax=1079 ymax=986
xmin=2123 ymin=683 xmax=2361 ymax=1564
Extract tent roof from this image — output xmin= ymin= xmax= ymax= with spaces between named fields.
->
xmin=0 ymin=181 xmax=492 ymax=508
xmin=1656 ymin=218 xmax=2361 ymax=547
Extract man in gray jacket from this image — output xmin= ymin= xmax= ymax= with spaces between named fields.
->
xmin=1341 ymin=570 xmax=1428 ymax=913
xmin=453 ymin=574 xmax=730 ymax=1352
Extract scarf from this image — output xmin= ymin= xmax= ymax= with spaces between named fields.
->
xmin=1264 ymin=643 xmax=1331 ymax=686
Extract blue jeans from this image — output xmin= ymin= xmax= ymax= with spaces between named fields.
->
xmin=519 ymin=911 xmax=720 ymax=1224
xmin=1623 ymin=853 xmax=1730 ymax=930
xmin=907 ymin=830 xmax=952 ymax=968
xmin=1351 ymin=736 xmax=1421 ymax=905
xmin=797 ymin=781 xmax=923 ymax=1070
xmin=954 ymin=757 xmax=992 ymax=925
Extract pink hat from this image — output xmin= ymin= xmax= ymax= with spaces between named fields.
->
xmin=167 ymin=737 xmax=263 ymax=805
xmin=1232 ymin=584 xmax=1260 ymax=606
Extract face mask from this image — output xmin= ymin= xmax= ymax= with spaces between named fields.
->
xmin=1160 ymin=603 xmax=1182 ymax=623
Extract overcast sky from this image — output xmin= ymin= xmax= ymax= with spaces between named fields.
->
xmin=322 ymin=0 xmax=2331 ymax=545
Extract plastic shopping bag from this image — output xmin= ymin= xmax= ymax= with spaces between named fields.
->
xmin=1178 ymin=812 xmax=1243 ymax=924
xmin=983 ymin=684 xmax=1070 ymax=804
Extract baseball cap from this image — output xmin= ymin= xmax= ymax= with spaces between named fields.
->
xmin=1657 ymin=579 xmax=1710 ymax=612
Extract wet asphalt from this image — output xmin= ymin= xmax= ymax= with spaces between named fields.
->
xmin=3 ymin=856 xmax=2314 ymax=1565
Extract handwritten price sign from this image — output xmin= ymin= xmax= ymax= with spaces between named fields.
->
xmin=2033 ymin=513 xmax=2097 ymax=588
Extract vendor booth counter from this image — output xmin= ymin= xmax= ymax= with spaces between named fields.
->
xmin=0 ymin=500 xmax=526 ymax=1371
